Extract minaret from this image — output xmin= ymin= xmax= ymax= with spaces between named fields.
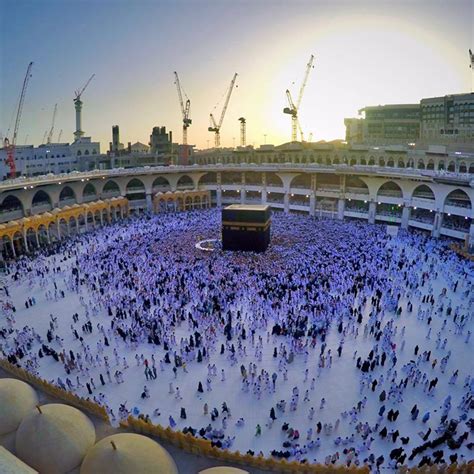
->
xmin=74 ymin=97 xmax=84 ymax=141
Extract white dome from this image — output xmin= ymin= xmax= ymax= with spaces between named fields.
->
xmin=199 ymin=468 xmax=249 ymax=474
xmin=15 ymin=404 xmax=95 ymax=474
xmin=0 ymin=379 xmax=38 ymax=435
xmin=80 ymin=433 xmax=178 ymax=474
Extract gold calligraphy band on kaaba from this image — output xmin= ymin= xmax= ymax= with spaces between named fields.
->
xmin=222 ymin=220 xmax=271 ymax=229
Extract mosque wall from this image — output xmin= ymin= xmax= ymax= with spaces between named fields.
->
xmin=0 ymin=165 xmax=473 ymax=256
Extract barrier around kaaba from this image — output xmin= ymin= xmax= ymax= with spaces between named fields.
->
xmin=222 ymin=204 xmax=271 ymax=252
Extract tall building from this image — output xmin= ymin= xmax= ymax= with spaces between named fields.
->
xmin=149 ymin=127 xmax=173 ymax=155
xmin=345 ymin=92 xmax=474 ymax=147
xmin=420 ymin=93 xmax=474 ymax=144
xmin=344 ymin=118 xmax=364 ymax=144
xmin=351 ymin=104 xmax=420 ymax=145
xmin=0 ymin=143 xmax=79 ymax=179
xmin=109 ymin=125 xmax=124 ymax=153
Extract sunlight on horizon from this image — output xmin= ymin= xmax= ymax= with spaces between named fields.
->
xmin=1 ymin=1 xmax=471 ymax=149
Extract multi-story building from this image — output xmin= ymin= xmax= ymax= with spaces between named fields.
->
xmin=0 ymin=139 xmax=101 ymax=181
xmin=344 ymin=118 xmax=364 ymax=144
xmin=346 ymin=104 xmax=420 ymax=145
xmin=149 ymin=126 xmax=173 ymax=155
xmin=346 ymin=92 xmax=474 ymax=147
xmin=420 ymin=93 xmax=474 ymax=144
xmin=0 ymin=143 xmax=79 ymax=179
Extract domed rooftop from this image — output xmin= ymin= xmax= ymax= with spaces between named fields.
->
xmin=15 ymin=403 xmax=95 ymax=474
xmin=199 ymin=468 xmax=249 ymax=474
xmin=0 ymin=379 xmax=38 ymax=435
xmin=80 ymin=433 xmax=178 ymax=474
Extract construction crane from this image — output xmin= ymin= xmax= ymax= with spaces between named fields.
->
xmin=46 ymin=103 xmax=58 ymax=144
xmin=239 ymin=117 xmax=246 ymax=147
xmin=74 ymin=74 xmax=95 ymax=101
xmin=208 ymin=73 xmax=238 ymax=148
xmin=42 ymin=130 xmax=48 ymax=145
xmin=4 ymin=61 xmax=33 ymax=178
xmin=174 ymin=72 xmax=192 ymax=145
xmin=24 ymin=134 xmax=29 ymax=145
xmin=283 ymin=54 xmax=315 ymax=142
xmin=57 ymin=129 xmax=63 ymax=142
xmin=73 ymin=73 xmax=95 ymax=140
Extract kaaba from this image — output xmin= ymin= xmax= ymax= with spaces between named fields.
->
xmin=222 ymin=204 xmax=271 ymax=252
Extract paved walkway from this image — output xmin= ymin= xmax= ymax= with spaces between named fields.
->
xmin=0 ymin=368 xmax=269 ymax=474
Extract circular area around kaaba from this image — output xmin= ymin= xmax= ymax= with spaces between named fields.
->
xmin=1 ymin=209 xmax=473 ymax=469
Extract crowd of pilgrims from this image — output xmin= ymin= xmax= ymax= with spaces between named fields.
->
xmin=0 ymin=209 xmax=473 ymax=471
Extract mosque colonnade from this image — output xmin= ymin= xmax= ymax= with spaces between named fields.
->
xmin=0 ymin=166 xmax=473 ymax=252
xmin=0 ymin=197 xmax=128 ymax=259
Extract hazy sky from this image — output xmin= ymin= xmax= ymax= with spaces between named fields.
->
xmin=0 ymin=0 xmax=472 ymax=149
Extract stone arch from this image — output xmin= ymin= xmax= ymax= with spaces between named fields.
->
xmin=266 ymin=173 xmax=284 ymax=187
xmin=12 ymin=230 xmax=25 ymax=251
xmin=412 ymin=184 xmax=435 ymax=200
xmin=198 ymin=172 xmax=218 ymax=186
xmin=290 ymin=174 xmax=311 ymax=189
xmin=376 ymin=181 xmax=403 ymax=198
xmin=69 ymin=215 xmax=78 ymax=234
xmin=447 ymin=161 xmax=455 ymax=172
xmin=469 ymin=163 xmax=474 ymax=174
xmin=459 ymin=162 xmax=467 ymax=173
xmin=176 ymin=175 xmax=194 ymax=190
xmin=152 ymin=176 xmax=171 ymax=192
xmin=346 ymin=176 xmax=370 ymax=195
xmin=82 ymin=182 xmax=97 ymax=201
xmin=417 ymin=160 xmax=425 ymax=169
xmin=444 ymin=189 xmax=472 ymax=209
xmin=426 ymin=160 xmax=434 ymax=170
xmin=48 ymin=221 xmax=58 ymax=241
xmin=31 ymin=190 xmax=53 ymax=212
xmin=126 ymin=178 xmax=145 ymax=192
xmin=0 ymin=195 xmax=24 ymax=219
xmin=93 ymin=208 xmax=101 ymax=221
xmin=438 ymin=160 xmax=445 ymax=171
xmin=102 ymin=180 xmax=121 ymax=197
xmin=59 ymin=186 xmax=76 ymax=203
xmin=25 ymin=227 xmax=38 ymax=249
xmin=86 ymin=211 xmax=95 ymax=227
xmin=58 ymin=217 xmax=68 ymax=236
